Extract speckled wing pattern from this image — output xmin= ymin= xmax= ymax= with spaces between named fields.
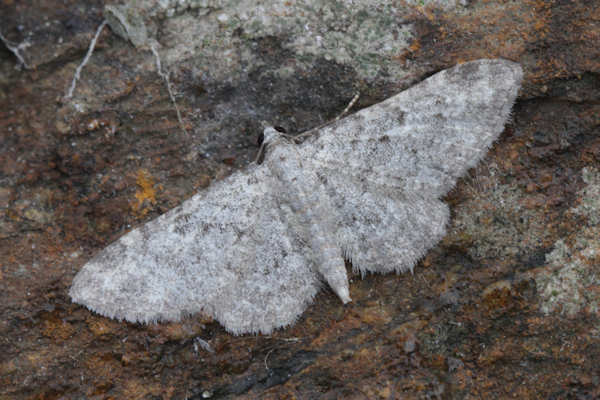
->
xmin=70 ymin=59 xmax=523 ymax=335
xmin=302 ymin=59 xmax=523 ymax=275
xmin=70 ymin=166 xmax=322 ymax=334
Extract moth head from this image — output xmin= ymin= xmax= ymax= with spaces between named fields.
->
xmin=255 ymin=125 xmax=287 ymax=164
xmin=262 ymin=126 xmax=286 ymax=145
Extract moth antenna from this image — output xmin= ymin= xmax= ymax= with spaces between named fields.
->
xmin=294 ymin=92 xmax=361 ymax=142
xmin=254 ymin=135 xmax=269 ymax=163
xmin=334 ymin=92 xmax=360 ymax=122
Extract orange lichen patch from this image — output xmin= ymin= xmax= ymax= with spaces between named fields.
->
xmin=310 ymin=312 xmax=359 ymax=347
xmin=351 ymin=346 xmax=381 ymax=367
xmin=40 ymin=313 xmax=76 ymax=340
xmin=85 ymin=352 xmax=122 ymax=378
xmin=426 ymin=353 xmax=447 ymax=370
xmin=23 ymin=347 xmax=54 ymax=368
xmin=377 ymin=384 xmax=393 ymax=399
xmin=88 ymin=380 xmax=115 ymax=398
xmin=477 ymin=339 xmax=524 ymax=366
xmin=131 ymin=169 xmax=162 ymax=217
xmin=389 ymin=318 xmax=426 ymax=354
xmin=351 ymin=303 xmax=394 ymax=326
xmin=420 ymin=253 xmax=434 ymax=268
xmin=409 ymin=39 xmax=421 ymax=54
xmin=412 ymin=1 xmax=528 ymax=60
xmin=434 ymin=270 xmax=459 ymax=294
xmin=354 ymin=381 xmax=403 ymax=400
xmin=86 ymin=316 xmax=119 ymax=337
xmin=121 ymin=350 xmax=153 ymax=366
xmin=481 ymin=280 xmax=513 ymax=310
xmin=122 ymin=378 xmax=162 ymax=399
xmin=389 ymin=318 xmax=427 ymax=337
xmin=527 ymin=0 xmax=553 ymax=39
xmin=146 ymin=319 xmax=208 ymax=342
xmin=497 ymin=143 xmax=522 ymax=170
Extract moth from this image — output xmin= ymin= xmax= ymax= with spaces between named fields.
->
xmin=70 ymin=59 xmax=523 ymax=334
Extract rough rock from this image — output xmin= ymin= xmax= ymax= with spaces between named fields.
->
xmin=1 ymin=0 xmax=600 ymax=398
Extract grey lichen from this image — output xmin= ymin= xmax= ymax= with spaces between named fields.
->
xmin=450 ymin=175 xmax=552 ymax=260
xmin=104 ymin=5 xmax=149 ymax=48
xmin=536 ymin=167 xmax=600 ymax=317
xmin=102 ymin=0 xmax=424 ymax=82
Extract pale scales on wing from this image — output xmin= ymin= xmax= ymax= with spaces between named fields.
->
xmin=70 ymin=59 xmax=523 ymax=335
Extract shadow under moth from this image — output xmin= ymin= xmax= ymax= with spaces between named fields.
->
xmin=70 ymin=59 xmax=523 ymax=335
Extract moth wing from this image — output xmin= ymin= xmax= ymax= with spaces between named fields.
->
xmin=298 ymin=59 xmax=522 ymax=274
xmin=70 ymin=165 xmax=320 ymax=335
xmin=312 ymin=167 xmax=450 ymax=275
xmin=304 ymin=59 xmax=523 ymax=199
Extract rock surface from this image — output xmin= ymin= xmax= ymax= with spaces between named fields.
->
xmin=1 ymin=0 xmax=600 ymax=398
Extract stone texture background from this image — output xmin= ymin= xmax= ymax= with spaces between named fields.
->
xmin=1 ymin=0 xmax=599 ymax=398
